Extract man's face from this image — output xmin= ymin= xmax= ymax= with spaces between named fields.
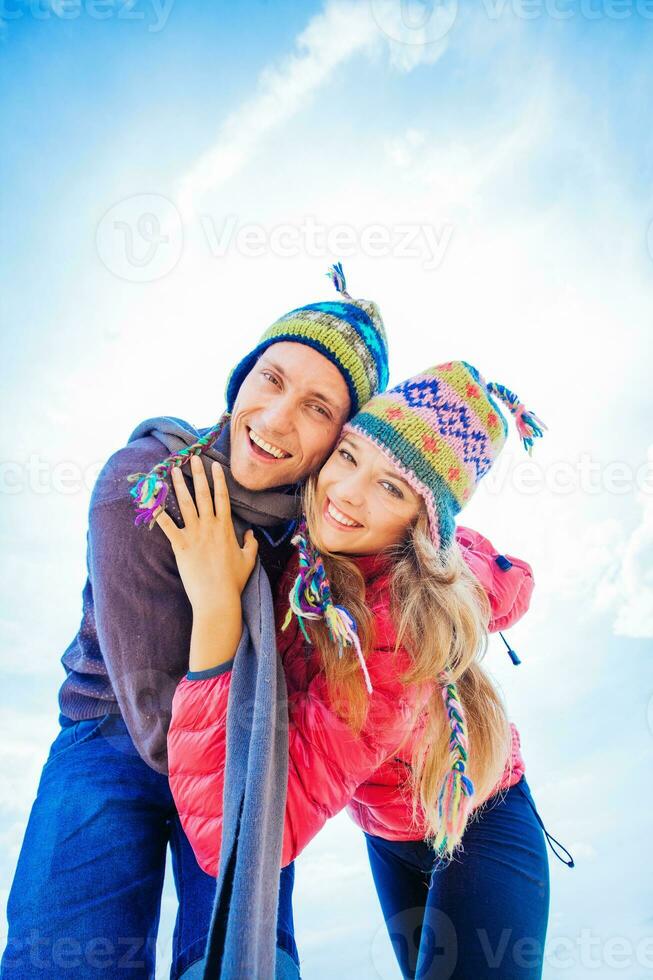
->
xmin=229 ymin=341 xmax=352 ymax=491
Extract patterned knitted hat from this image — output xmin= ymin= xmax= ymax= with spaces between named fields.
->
xmin=126 ymin=262 xmax=388 ymax=529
xmin=225 ymin=261 xmax=389 ymax=420
xmin=343 ymin=359 xmax=547 ymax=552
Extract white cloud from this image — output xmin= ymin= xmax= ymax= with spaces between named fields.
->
xmin=530 ymin=448 xmax=653 ymax=639
xmin=596 ymin=458 xmax=653 ymax=638
xmin=384 ymin=127 xmax=427 ymax=167
xmin=177 ymin=0 xmax=452 ymax=217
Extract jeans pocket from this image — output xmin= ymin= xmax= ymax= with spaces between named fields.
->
xmin=43 ymin=713 xmax=112 ymax=769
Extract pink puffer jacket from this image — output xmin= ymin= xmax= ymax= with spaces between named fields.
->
xmin=168 ymin=526 xmax=532 ymax=877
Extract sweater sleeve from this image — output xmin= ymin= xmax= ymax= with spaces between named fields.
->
xmin=87 ymin=437 xmax=198 ymax=774
xmin=455 ymin=524 xmax=535 ymax=633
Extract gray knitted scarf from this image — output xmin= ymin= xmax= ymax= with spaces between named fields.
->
xmin=128 ymin=416 xmax=300 ymax=978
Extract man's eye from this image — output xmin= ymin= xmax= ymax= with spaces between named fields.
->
xmin=262 ymin=371 xmax=280 ymax=386
xmin=382 ymin=481 xmax=403 ymax=499
xmin=311 ymin=404 xmax=329 ymax=417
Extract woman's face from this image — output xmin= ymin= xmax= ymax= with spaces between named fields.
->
xmin=313 ymin=431 xmax=423 ymax=555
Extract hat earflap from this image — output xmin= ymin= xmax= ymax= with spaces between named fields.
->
xmin=281 ymin=518 xmax=373 ymax=694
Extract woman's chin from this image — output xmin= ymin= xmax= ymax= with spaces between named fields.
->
xmin=316 ymin=520 xmax=362 ymax=554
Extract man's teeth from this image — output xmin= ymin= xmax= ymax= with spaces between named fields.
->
xmin=249 ymin=429 xmax=290 ymax=459
xmin=327 ymin=500 xmax=361 ymax=528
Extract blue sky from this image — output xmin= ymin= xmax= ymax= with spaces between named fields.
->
xmin=2 ymin=2 xmax=653 ymax=977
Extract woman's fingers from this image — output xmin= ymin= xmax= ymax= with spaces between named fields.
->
xmin=211 ymin=462 xmax=233 ymax=523
xmin=189 ymin=453 xmax=214 ymax=520
xmin=170 ymin=463 xmax=198 ymax=526
xmin=242 ymin=527 xmax=259 ymax=567
xmin=154 ymin=508 xmax=181 ymax=547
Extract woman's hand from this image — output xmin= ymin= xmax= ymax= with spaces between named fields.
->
xmin=155 ymin=453 xmax=259 ymax=616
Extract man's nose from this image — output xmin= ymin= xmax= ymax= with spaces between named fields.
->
xmin=258 ymin=394 xmax=295 ymax=435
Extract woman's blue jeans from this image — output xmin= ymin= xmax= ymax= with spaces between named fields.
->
xmin=0 ymin=712 xmax=298 ymax=979
xmin=364 ymin=775 xmax=572 ymax=979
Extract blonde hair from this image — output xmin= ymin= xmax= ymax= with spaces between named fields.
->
xmin=298 ymin=473 xmax=513 ymax=858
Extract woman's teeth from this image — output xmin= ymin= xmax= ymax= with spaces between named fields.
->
xmin=248 ymin=428 xmax=290 ymax=459
xmin=327 ymin=500 xmax=362 ymax=528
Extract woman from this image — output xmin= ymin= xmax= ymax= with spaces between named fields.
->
xmin=160 ymin=360 xmax=573 ymax=978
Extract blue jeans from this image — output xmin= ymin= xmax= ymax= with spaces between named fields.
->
xmin=0 ymin=712 xmax=298 ymax=979
xmin=364 ymin=776 xmax=571 ymax=979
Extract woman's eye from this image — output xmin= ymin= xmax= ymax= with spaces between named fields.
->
xmin=382 ymin=481 xmax=403 ymax=499
xmin=338 ymin=448 xmax=355 ymax=463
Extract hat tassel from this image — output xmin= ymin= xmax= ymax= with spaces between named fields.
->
xmin=486 ymin=381 xmax=548 ymax=456
xmin=325 ymin=260 xmax=352 ymax=300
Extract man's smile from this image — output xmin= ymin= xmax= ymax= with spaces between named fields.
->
xmin=246 ymin=426 xmax=292 ymax=461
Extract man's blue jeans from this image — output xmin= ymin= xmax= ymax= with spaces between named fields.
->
xmin=1 ymin=712 xmax=298 ymax=979
xmin=364 ymin=776 xmax=557 ymax=979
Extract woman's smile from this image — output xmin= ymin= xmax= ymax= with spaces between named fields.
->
xmin=321 ymin=495 xmax=364 ymax=532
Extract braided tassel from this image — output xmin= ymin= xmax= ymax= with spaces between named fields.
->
xmin=325 ymin=260 xmax=352 ymax=300
xmin=433 ymin=673 xmax=475 ymax=857
xmin=281 ymin=518 xmax=373 ymax=694
xmin=126 ymin=411 xmax=231 ymax=529
xmin=486 ymin=381 xmax=548 ymax=456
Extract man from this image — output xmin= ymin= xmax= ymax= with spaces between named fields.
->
xmin=1 ymin=263 xmax=389 ymax=979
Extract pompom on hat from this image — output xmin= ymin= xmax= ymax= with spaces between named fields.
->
xmin=127 ymin=262 xmax=389 ymax=529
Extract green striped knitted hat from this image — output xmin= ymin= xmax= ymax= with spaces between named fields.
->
xmin=127 ymin=263 xmax=389 ymax=529
xmin=225 ymin=262 xmax=389 ymax=420
xmin=343 ymin=359 xmax=547 ymax=552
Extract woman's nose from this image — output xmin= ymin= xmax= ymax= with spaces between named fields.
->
xmin=336 ymin=473 xmax=366 ymax=508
